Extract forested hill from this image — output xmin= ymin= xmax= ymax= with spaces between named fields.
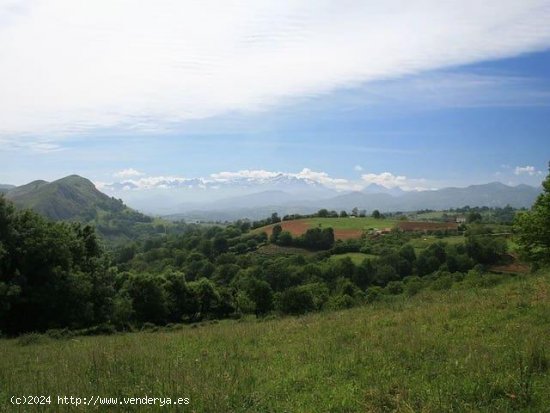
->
xmin=4 ymin=175 xmax=154 ymax=241
xmin=7 ymin=175 xmax=124 ymax=220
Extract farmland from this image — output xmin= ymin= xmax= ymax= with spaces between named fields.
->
xmin=329 ymin=252 xmax=377 ymax=264
xmin=1 ymin=272 xmax=548 ymax=412
xmin=255 ymin=217 xmax=398 ymax=240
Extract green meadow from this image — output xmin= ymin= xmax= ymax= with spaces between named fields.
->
xmin=329 ymin=252 xmax=378 ymax=264
xmin=303 ymin=217 xmax=397 ymax=231
xmin=1 ymin=272 xmax=548 ymax=413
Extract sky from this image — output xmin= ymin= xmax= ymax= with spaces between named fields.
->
xmin=1 ymin=0 xmax=549 ymax=192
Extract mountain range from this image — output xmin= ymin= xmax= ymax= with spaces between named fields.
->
xmin=1 ymin=175 xmax=541 ymax=223
xmin=170 ymin=182 xmax=540 ymax=221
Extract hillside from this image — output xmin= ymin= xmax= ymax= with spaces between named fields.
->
xmin=4 ymin=175 xmax=154 ymax=241
xmin=6 ymin=175 xmax=123 ymax=221
xmin=0 ymin=184 xmax=15 ymax=194
xmin=254 ymin=217 xmax=399 ymax=240
xmin=1 ymin=272 xmax=548 ymax=412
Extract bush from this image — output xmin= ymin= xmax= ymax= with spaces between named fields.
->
xmin=45 ymin=328 xmax=75 ymax=340
xmin=327 ymin=294 xmax=356 ymax=310
xmin=17 ymin=333 xmax=49 ymax=346
xmin=404 ymin=276 xmax=424 ymax=297
xmin=80 ymin=323 xmax=117 ymax=336
xmin=366 ymin=286 xmax=384 ymax=303
xmin=275 ymin=286 xmax=316 ymax=315
xmin=384 ymin=281 xmax=404 ymax=295
xmin=429 ymin=272 xmax=453 ymax=291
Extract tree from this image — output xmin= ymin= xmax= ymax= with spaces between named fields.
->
xmin=351 ymin=207 xmax=359 ymax=217
xmin=275 ymin=286 xmax=315 ymax=315
xmin=372 ymin=210 xmax=381 ymax=219
xmin=0 ymin=197 xmax=115 ymax=334
xmin=277 ymin=231 xmax=293 ymax=246
xmin=515 ymin=163 xmax=550 ymax=264
xmin=301 ymin=227 xmax=334 ymax=250
xmin=467 ymin=212 xmax=482 ymax=223
xmin=270 ymin=224 xmax=282 ymax=243
xmin=164 ymin=271 xmax=198 ymax=321
xmin=317 ymin=209 xmax=329 ymax=218
xmin=122 ymin=274 xmax=168 ymax=324
xmin=212 ymin=235 xmax=228 ymax=255
xmin=190 ymin=278 xmax=220 ymax=319
xmin=271 ymin=212 xmax=281 ymax=224
xmin=339 ymin=210 xmax=348 ymax=218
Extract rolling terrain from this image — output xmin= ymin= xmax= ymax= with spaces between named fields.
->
xmin=254 ymin=217 xmax=398 ymax=240
xmin=5 ymin=175 xmax=130 ymax=221
xmin=164 ymin=182 xmax=540 ymax=221
xmin=1 ymin=272 xmax=548 ymax=412
xmin=3 ymin=175 xmax=154 ymax=242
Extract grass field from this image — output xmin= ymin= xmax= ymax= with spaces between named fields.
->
xmin=1 ymin=273 xmax=549 ymax=412
xmin=253 ymin=243 xmax=314 ymax=257
xmin=408 ymin=234 xmax=466 ymax=250
xmin=256 ymin=217 xmax=397 ymax=240
xmin=329 ymin=252 xmax=377 ymax=264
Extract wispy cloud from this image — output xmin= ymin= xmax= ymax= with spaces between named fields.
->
xmin=1 ymin=0 xmax=550 ymax=140
xmin=357 ymin=72 xmax=550 ymax=109
xmin=114 ymin=168 xmax=145 ymax=179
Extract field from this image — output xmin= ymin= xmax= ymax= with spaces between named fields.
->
xmin=256 ymin=217 xmax=397 ymax=240
xmin=1 ymin=273 xmax=549 ymax=412
xmin=329 ymin=252 xmax=377 ymax=264
xmin=408 ymin=234 xmax=466 ymax=251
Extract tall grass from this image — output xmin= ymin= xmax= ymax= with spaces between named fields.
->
xmin=1 ymin=273 xmax=549 ymax=412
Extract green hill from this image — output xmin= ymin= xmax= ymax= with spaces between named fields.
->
xmin=5 ymin=175 xmax=154 ymax=241
xmin=6 ymin=175 xmax=121 ymax=221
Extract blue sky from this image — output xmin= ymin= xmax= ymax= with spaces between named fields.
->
xmin=0 ymin=1 xmax=549 ymax=191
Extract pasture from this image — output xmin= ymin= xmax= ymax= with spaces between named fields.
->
xmin=256 ymin=217 xmax=397 ymax=240
xmin=1 ymin=272 xmax=549 ymax=412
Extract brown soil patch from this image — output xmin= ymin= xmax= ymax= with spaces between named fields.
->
xmin=334 ymin=229 xmax=364 ymax=240
xmin=258 ymin=220 xmax=311 ymax=237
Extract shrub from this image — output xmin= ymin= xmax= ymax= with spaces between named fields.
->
xmin=366 ymin=286 xmax=384 ymax=303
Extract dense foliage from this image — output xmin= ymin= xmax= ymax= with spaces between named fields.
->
xmin=0 ymin=193 xmax=516 ymax=336
xmin=0 ymin=196 xmax=114 ymax=334
xmin=515 ymin=164 xmax=550 ymax=264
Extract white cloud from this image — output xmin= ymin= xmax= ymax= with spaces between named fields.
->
xmin=114 ymin=168 xmax=145 ymax=178
xmin=514 ymin=165 xmax=539 ymax=175
xmin=101 ymin=167 xmax=435 ymax=192
xmin=119 ymin=176 xmax=194 ymax=190
xmin=294 ymin=168 xmax=357 ymax=191
xmin=101 ymin=168 xmax=362 ymax=191
xmin=210 ymin=170 xmax=280 ymax=182
xmin=361 ymin=172 xmax=430 ymax=191
xmin=354 ymin=165 xmax=363 ymax=172
xmin=1 ymin=0 xmax=550 ymax=139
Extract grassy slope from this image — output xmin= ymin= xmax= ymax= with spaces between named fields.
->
xmin=6 ymin=175 xmax=121 ymax=221
xmin=256 ymin=217 xmax=397 ymax=237
xmin=329 ymin=252 xmax=378 ymax=264
xmin=1 ymin=274 xmax=549 ymax=412
xmin=303 ymin=217 xmax=397 ymax=230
